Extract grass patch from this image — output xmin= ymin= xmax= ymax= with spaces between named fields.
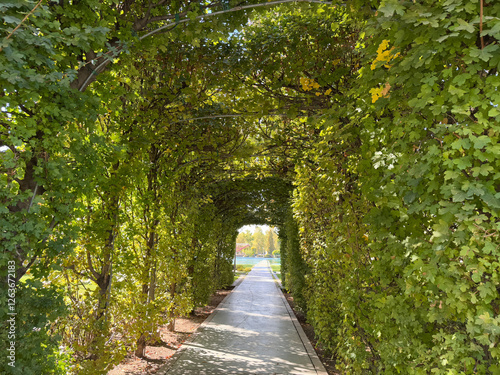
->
xmin=270 ymin=264 xmax=281 ymax=280
xmin=236 ymin=264 xmax=253 ymax=273
xmin=234 ymin=263 xmax=254 ymax=282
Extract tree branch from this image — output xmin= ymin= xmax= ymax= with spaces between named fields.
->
xmin=139 ymin=0 xmax=333 ymax=40
xmin=480 ymin=0 xmax=485 ymax=49
xmin=86 ymin=249 xmax=100 ymax=282
xmin=175 ymin=112 xmax=288 ymax=123
xmin=75 ymin=0 xmax=333 ymax=92
xmin=0 ymin=0 xmax=43 ymax=52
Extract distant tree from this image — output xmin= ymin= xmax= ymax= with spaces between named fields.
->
xmin=254 ymin=227 xmax=266 ymax=255
xmin=243 ymin=247 xmax=255 ymax=257
xmin=266 ymin=228 xmax=275 ymax=257
xmin=237 ymin=230 xmax=254 ymax=245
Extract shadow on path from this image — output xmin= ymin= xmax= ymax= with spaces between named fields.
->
xmin=158 ymin=261 xmax=326 ymax=375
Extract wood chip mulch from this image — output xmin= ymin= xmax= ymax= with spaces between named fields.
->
xmin=107 ymin=288 xmax=232 ymax=375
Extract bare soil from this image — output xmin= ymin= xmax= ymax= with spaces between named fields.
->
xmin=108 ymin=286 xmax=338 ymax=375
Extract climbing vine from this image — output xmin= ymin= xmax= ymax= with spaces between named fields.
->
xmin=290 ymin=0 xmax=500 ymax=373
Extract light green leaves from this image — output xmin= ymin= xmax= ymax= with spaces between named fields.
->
xmin=455 ymin=18 xmax=475 ymax=34
xmin=378 ymin=0 xmax=406 ymax=17
xmin=469 ymin=44 xmax=500 ymax=62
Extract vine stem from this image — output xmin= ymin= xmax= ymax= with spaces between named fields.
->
xmin=0 ymin=0 xmax=44 ymax=52
xmin=175 ymin=113 xmax=288 ymax=123
xmin=79 ymin=0 xmax=333 ymax=91
xmin=139 ymin=0 xmax=334 ymax=41
xmin=28 ymin=184 xmax=38 ymax=213
xmin=480 ymin=0 xmax=485 ymax=49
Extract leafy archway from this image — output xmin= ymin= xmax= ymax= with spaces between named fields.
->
xmin=2 ymin=0 xmax=500 ymax=374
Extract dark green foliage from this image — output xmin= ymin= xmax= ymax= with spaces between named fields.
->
xmin=0 ymin=282 xmax=68 ymax=374
xmin=279 ymin=207 xmax=308 ymax=311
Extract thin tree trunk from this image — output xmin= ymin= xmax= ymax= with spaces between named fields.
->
xmin=167 ymin=282 xmax=177 ymax=331
xmin=135 ymin=334 xmax=147 ymax=358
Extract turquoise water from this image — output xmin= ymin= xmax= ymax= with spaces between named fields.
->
xmin=235 ymin=256 xmax=280 ymax=266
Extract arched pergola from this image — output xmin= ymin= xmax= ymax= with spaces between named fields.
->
xmin=2 ymin=0 xmax=499 ymax=373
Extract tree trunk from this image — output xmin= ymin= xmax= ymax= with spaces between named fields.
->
xmin=168 ymin=282 xmax=177 ymax=331
xmin=135 ymin=334 xmax=147 ymax=358
xmin=90 ymin=187 xmax=120 ymax=322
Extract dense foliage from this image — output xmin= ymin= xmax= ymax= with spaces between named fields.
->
xmin=288 ymin=1 xmax=500 ymax=373
xmin=1 ymin=0 xmax=499 ymax=374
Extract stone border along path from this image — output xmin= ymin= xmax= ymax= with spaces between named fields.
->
xmin=158 ymin=260 xmax=328 ymax=375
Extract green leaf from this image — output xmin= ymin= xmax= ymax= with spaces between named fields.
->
xmin=453 ymin=156 xmax=472 ymax=170
xmin=444 ymin=170 xmax=459 ymax=181
xmin=455 ymin=18 xmax=475 ymax=34
xmin=472 ymin=164 xmax=493 ymax=177
xmin=404 ymin=191 xmax=418 ymax=204
xmin=472 ymin=272 xmax=481 ymax=283
xmin=481 ymin=193 xmax=500 ymax=209
xmin=482 ymin=241 xmax=495 ymax=255
xmin=448 ymin=84 xmax=466 ymax=97
xmin=481 ymin=18 xmax=500 ymax=38
xmin=452 ymin=189 xmax=468 ymax=202
xmin=379 ymin=0 xmax=406 ymax=17
xmin=451 ymin=138 xmax=471 ymax=150
xmin=469 ymin=46 xmax=496 ymax=62
xmin=488 ymin=107 xmax=499 ymax=118
xmin=472 ymin=135 xmax=491 ymax=149
xmin=436 ymin=32 xmax=459 ymax=43
xmin=2 ymin=15 xmax=21 ymax=24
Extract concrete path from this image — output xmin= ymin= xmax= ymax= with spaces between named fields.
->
xmin=159 ymin=261 xmax=327 ymax=375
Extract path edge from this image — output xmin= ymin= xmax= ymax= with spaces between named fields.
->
xmin=156 ymin=274 xmax=246 ymax=374
xmin=268 ymin=261 xmax=329 ymax=375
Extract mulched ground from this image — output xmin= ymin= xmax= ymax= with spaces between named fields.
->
xmin=107 ymin=288 xmax=232 ymax=375
xmin=108 ymin=285 xmax=339 ymax=375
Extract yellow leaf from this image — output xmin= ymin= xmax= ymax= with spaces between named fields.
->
xmin=369 ymin=87 xmax=383 ymax=103
xmin=372 ymin=40 xmax=399 ymax=70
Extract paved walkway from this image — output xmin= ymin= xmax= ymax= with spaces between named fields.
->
xmin=159 ymin=261 xmax=327 ymax=375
